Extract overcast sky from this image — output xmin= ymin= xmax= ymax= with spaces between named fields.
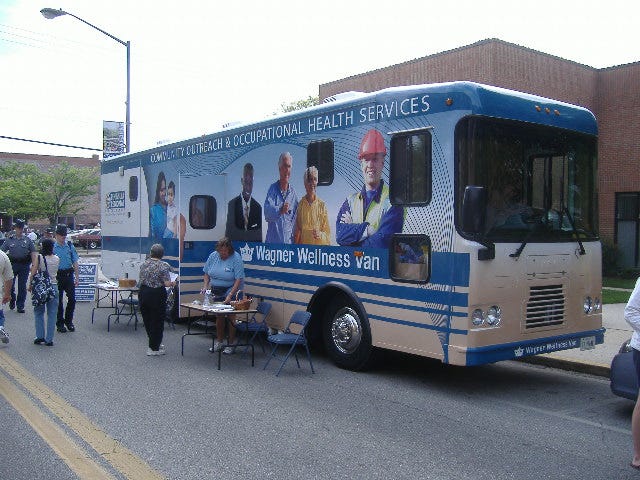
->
xmin=0 ymin=0 xmax=637 ymax=157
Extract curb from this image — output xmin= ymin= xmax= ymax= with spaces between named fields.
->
xmin=518 ymin=355 xmax=610 ymax=378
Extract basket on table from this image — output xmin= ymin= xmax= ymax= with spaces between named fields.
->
xmin=230 ymin=291 xmax=252 ymax=310
xmin=118 ymin=278 xmax=137 ymax=288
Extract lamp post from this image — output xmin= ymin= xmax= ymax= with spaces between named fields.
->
xmin=40 ymin=7 xmax=131 ymax=153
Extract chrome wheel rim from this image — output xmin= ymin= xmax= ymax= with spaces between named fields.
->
xmin=331 ymin=307 xmax=362 ymax=354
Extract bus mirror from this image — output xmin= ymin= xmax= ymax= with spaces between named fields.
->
xmin=462 ymin=186 xmax=487 ymax=235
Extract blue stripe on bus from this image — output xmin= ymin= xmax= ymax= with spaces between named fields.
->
xmin=106 ymin=237 xmax=471 ymax=288
xmin=179 ymin=279 xmax=468 ymax=317
xmin=242 ymin=270 xmax=468 ymax=307
xmin=235 ymin=294 xmax=466 ymax=332
xmin=369 ymin=314 xmax=467 ymax=335
xmin=103 ymin=236 xmax=181 ymax=259
xmin=463 ymin=328 xmax=605 ymax=365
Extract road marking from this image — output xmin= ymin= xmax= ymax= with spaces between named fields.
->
xmin=499 ymin=398 xmax=632 ymax=435
xmin=0 ymin=350 xmax=165 ymax=479
xmin=0 ymin=369 xmax=115 ymax=479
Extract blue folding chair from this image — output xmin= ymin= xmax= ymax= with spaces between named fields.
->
xmin=263 ymin=310 xmax=315 ymax=376
xmin=235 ymin=301 xmax=272 ymax=353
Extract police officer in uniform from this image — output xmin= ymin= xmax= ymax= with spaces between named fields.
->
xmin=53 ymin=224 xmax=79 ymax=332
xmin=0 ymin=219 xmax=37 ymax=313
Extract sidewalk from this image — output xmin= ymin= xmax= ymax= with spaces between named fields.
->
xmin=521 ymin=303 xmax=629 ymax=377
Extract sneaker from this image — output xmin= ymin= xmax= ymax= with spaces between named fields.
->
xmin=159 ymin=344 xmax=166 ymax=352
xmin=146 ymin=348 xmax=161 ymax=356
xmin=222 ymin=346 xmax=236 ymax=355
xmin=65 ymin=323 xmax=75 ymax=332
xmin=208 ymin=340 xmax=226 ymax=353
xmin=34 ymin=338 xmax=45 ymax=345
xmin=0 ymin=327 xmax=9 ymax=344
xmin=57 ymin=325 xmax=67 ymax=333
xmin=9 ymin=300 xmax=15 ymax=310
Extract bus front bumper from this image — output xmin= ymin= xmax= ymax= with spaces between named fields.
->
xmin=459 ymin=328 xmax=606 ymax=366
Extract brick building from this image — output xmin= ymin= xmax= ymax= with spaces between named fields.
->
xmin=0 ymin=152 xmax=100 ymax=232
xmin=320 ymin=38 xmax=640 ymax=267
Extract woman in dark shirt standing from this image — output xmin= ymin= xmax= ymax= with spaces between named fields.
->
xmin=139 ymin=243 xmax=175 ymax=356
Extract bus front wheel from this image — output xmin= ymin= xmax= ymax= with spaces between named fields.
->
xmin=323 ymin=301 xmax=374 ymax=371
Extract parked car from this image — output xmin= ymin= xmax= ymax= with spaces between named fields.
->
xmin=610 ymin=339 xmax=638 ymax=401
xmin=67 ymin=228 xmax=89 ymax=241
xmin=72 ymin=228 xmax=101 ymax=249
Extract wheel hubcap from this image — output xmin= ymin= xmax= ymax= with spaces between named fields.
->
xmin=331 ymin=307 xmax=362 ymax=354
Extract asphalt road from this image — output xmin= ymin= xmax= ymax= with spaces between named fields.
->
xmin=0 ymin=297 xmax=636 ymax=480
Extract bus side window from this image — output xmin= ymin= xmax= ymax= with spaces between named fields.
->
xmin=129 ymin=176 xmax=138 ymax=202
xmin=307 ymin=139 xmax=334 ymax=186
xmin=190 ymin=195 xmax=216 ymax=229
xmin=390 ymin=235 xmax=431 ymax=283
xmin=389 ymin=130 xmax=432 ymax=205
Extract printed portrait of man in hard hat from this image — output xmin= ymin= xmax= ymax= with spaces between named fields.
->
xmin=335 ymin=129 xmax=404 ymax=248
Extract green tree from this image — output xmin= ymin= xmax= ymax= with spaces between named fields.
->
xmin=0 ymin=160 xmax=98 ymax=225
xmin=279 ymin=95 xmax=319 ymax=113
xmin=40 ymin=161 xmax=99 ymax=225
xmin=0 ymin=161 xmax=43 ymax=219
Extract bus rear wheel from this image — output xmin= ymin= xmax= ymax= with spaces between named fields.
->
xmin=323 ymin=300 xmax=374 ymax=371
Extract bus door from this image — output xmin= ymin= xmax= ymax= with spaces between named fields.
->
xmin=101 ymin=165 xmax=147 ymax=281
xmin=178 ymin=173 xmax=227 ymax=303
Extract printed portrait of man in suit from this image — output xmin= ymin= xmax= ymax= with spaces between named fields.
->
xmin=225 ymin=162 xmax=263 ymax=242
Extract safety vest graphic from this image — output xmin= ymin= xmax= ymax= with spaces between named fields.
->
xmin=346 ymin=183 xmax=392 ymax=231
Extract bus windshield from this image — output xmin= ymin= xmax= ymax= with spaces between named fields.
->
xmin=456 ymin=116 xmax=598 ymax=242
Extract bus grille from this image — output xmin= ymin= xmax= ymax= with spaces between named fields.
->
xmin=525 ymin=285 xmax=565 ymax=329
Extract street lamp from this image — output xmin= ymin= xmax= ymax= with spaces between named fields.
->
xmin=40 ymin=7 xmax=131 ymax=153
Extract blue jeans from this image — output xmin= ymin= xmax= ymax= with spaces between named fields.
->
xmin=34 ymin=289 xmax=59 ymax=343
xmin=11 ymin=261 xmax=30 ymax=310
xmin=0 ymin=309 xmax=4 ymax=327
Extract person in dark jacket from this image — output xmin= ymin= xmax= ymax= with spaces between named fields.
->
xmin=0 ymin=219 xmax=37 ymax=313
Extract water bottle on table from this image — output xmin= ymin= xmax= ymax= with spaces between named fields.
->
xmin=203 ymin=289 xmax=212 ymax=307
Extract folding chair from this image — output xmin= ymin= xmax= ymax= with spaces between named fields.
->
xmin=263 ymin=310 xmax=315 ymax=376
xmin=235 ymin=301 xmax=272 ymax=353
xmin=108 ymin=297 xmax=139 ymax=331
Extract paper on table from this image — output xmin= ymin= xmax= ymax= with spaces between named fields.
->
xmin=210 ymin=303 xmax=233 ymax=310
xmin=170 ymin=272 xmax=179 ymax=282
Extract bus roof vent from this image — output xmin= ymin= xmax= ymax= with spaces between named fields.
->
xmin=322 ymin=91 xmax=365 ymax=103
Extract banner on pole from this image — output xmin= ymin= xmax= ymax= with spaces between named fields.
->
xmin=103 ymin=120 xmax=125 ymax=158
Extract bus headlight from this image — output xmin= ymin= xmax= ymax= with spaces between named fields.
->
xmin=486 ymin=306 xmax=502 ymax=326
xmin=471 ymin=309 xmax=484 ymax=326
xmin=583 ymin=296 xmax=593 ymax=314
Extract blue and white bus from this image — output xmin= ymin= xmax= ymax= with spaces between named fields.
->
xmin=100 ymin=81 xmax=603 ymax=370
